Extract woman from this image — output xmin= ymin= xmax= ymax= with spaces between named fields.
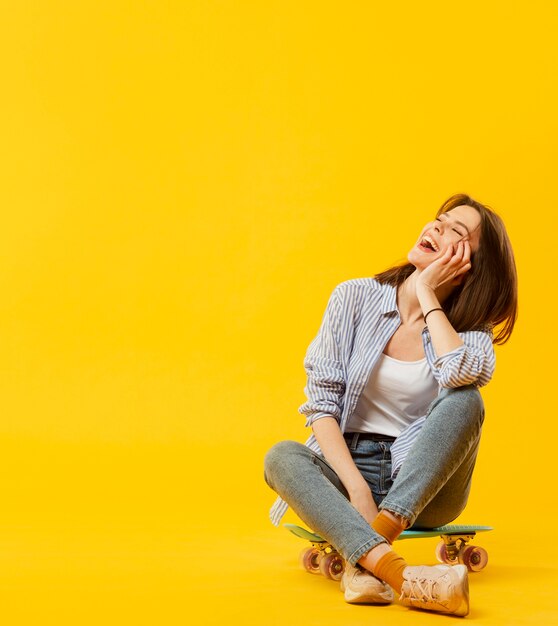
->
xmin=264 ymin=193 xmax=517 ymax=617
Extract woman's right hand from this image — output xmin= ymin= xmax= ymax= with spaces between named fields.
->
xmin=349 ymin=486 xmax=379 ymax=524
xmin=311 ymin=417 xmax=379 ymax=524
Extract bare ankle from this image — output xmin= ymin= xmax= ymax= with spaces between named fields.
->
xmin=358 ymin=542 xmax=392 ymax=572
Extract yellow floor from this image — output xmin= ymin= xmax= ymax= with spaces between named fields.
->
xmin=1 ymin=520 xmax=557 ymax=626
xmin=1 ymin=441 xmax=556 ymax=625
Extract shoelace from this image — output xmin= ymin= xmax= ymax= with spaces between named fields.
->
xmin=402 ymin=578 xmax=449 ymax=609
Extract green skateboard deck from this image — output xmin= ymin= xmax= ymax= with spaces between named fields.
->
xmin=285 ymin=522 xmax=492 ymax=542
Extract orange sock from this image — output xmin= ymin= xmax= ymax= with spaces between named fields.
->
xmin=372 ymin=510 xmax=406 ymax=544
xmin=373 ymin=551 xmax=407 ymax=594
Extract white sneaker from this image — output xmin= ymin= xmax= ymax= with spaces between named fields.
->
xmin=399 ymin=564 xmax=469 ymax=616
xmin=340 ymin=563 xmax=394 ymax=605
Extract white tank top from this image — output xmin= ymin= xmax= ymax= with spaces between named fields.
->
xmin=346 ymin=352 xmax=439 ymax=437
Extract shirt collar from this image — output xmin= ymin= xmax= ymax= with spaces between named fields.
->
xmin=380 ymin=282 xmax=399 ymax=315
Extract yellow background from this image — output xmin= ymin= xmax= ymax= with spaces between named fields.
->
xmin=0 ymin=1 xmax=556 ymax=624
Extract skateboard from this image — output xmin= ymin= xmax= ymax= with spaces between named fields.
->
xmin=285 ymin=523 xmax=493 ymax=581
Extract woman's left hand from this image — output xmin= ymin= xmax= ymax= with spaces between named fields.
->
xmin=417 ymin=240 xmax=472 ymax=292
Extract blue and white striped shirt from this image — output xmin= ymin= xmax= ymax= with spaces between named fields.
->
xmin=269 ymin=277 xmax=495 ymax=526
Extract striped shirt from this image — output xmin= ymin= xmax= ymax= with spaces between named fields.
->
xmin=269 ymin=277 xmax=495 ymax=526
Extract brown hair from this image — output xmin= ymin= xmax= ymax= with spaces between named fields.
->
xmin=374 ymin=193 xmax=518 ymax=344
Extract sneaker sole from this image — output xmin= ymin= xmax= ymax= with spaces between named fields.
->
xmin=453 ymin=564 xmax=469 ymax=617
xmin=344 ymin=587 xmax=393 ymax=605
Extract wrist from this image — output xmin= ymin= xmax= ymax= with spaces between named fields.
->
xmin=416 ymin=286 xmax=440 ymax=315
xmin=416 ymin=280 xmax=436 ymax=295
xmin=424 ymin=307 xmax=445 ymax=324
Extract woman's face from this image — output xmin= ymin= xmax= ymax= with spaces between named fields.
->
xmin=408 ymin=204 xmax=482 ymax=270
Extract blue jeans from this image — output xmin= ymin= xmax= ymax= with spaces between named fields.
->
xmin=264 ymin=385 xmax=484 ymax=566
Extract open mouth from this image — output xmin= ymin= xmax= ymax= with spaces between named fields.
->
xmin=418 ymin=235 xmax=439 ymax=252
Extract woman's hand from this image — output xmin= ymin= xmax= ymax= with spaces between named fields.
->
xmin=417 ymin=240 xmax=472 ymax=292
xmin=349 ymin=486 xmax=379 ymax=524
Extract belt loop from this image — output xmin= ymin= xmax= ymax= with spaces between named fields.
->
xmin=350 ymin=432 xmax=360 ymax=451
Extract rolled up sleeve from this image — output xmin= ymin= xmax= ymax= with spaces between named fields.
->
xmin=298 ymin=286 xmax=346 ymax=427
xmin=434 ymin=328 xmax=496 ymax=388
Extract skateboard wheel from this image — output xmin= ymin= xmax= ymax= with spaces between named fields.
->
xmin=318 ymin=552 xmax=345 ymax=581
xmin=460 ymin=545 xmax=488 ymax=572
xmin=299 ymin=547 xmax=321 ymax=574
xmin=435 ymin=541 xmax=458 ymax=565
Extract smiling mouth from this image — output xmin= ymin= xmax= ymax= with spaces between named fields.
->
xmin=418 ymin=235 xmax=439 ymax=252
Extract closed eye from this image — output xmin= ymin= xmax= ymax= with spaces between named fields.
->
xmin=436 ymin=216 xmax=465 ymax=237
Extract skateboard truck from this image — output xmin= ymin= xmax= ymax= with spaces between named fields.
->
xmin=441 ymin=533 xmax=476 ymax=560
xmin=436 ymin=532 xmax=488 ymax=571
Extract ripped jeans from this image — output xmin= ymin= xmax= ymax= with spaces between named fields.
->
xmin=264 ymin=385 xmax=484 ymax=566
